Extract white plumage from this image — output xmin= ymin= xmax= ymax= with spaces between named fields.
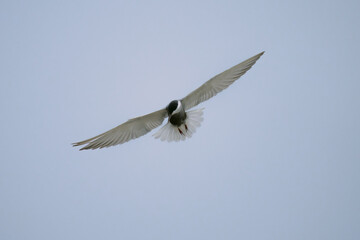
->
xmin=153 ymin=108 xmax=204 ymax=142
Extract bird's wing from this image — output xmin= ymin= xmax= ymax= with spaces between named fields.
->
xmin=73 ymin=109 xmax=167 ymax=150
xmin=181 ymin=51 xmax=264 ymax=110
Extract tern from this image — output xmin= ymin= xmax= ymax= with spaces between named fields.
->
xmin=73 ymin=52 xmax=264 ymax=150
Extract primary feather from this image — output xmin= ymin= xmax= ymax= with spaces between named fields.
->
xmin=72 ymin=109 xmax=167 ymax=150
xmin=181 ymin=51 xmax=264 ymax=110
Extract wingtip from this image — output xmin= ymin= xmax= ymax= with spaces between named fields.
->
xmin=252 ymin=51 xmax=265 ymax=61
xmin=76 ymin=145 xmax=92 ymax=151
xmin=249 ymin=51 xmax=265 ymax=60
xmin=72 ymin=141 xmax=89 ymax=151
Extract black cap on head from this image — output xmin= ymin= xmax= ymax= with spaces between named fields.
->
xmin=166 ymin=100 xmax=178 ymax=115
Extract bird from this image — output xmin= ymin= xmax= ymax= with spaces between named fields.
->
xmin=73 ymin=51 xmax=264 ymax=150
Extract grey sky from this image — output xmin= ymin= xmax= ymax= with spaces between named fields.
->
xmin=1 ymin=0 xmax=359 ymax=239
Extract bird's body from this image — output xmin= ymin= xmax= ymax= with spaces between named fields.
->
xmin=153 ymin=100 xmax=204 ymax=142
xmin=167 ymin=100 xmax=186 ymax=127
xmin=73 ymin=52 xmax=264 ymax=150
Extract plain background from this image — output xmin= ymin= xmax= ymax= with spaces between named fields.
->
xmin=1 ymin=0 xmax=359 ymax=239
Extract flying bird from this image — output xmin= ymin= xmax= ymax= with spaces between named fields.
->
xmin=73 ymin=52 xmax=264 ymax=150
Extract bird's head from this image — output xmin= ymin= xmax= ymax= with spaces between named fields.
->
xmin=166 ymin=100 xmax=182 ymax=116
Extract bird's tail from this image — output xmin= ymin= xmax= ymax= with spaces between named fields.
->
xmin=153 ymin=108 xmax=204 ymax=142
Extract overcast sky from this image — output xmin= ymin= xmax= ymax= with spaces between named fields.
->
xmin=1 ymin=0 xmax=359 ymax=239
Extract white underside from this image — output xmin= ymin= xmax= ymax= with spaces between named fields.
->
xmin=153 ymin=108 xmax=204 ymax=142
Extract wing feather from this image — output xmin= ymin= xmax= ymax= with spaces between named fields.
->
xmin=73 ymin=109 xmax=167 ymax=150
xmin=181 ymin=52 xmax=264 ymax=110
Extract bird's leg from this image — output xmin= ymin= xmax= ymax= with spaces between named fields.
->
xmin=184 ymin=124 xmax=188 ymax=131
xmin=178 ymin=128 xmax=184 ymax=135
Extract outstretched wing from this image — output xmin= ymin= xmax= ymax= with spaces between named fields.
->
xmin=181 ymin=52 xmax=264 ymax=110
xmin=73 ymin=109 xmax=167 ymax=150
